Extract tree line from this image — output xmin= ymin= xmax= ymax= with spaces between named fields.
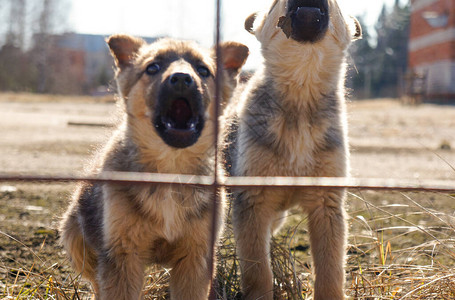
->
xmin=0 ymin=0 xmax=99 ymax=94
xmin=348 ymin=0 xmax=410 ymax=99
xmin=0 ymin=0 xmax=410 ymax=97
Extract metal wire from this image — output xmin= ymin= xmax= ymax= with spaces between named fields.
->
xmin=208 ymin=0 xmax=223 ymax=297
xmin=0 ymin=172 xmax=454 ymax=193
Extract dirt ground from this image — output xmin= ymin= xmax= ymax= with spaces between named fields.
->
xmin=0 ymin=93 xmax=454 ymax=297
xmin=348 ymin=100 xmax=455 ymax=180
xmin=0 ymin=93 xmax=454 ymax=179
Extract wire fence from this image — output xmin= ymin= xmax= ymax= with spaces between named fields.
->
xmin=0 ymin=173 xmax=454 ymax=192
xmin=1 ymin=0 xmax=455 ymax=299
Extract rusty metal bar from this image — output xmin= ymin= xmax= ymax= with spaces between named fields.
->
xmin=0 ymin=173 xmax=454 ymax=193
xmin=223 ymin=176 xmax=455 ymax=192
xmin=208 ymin=0 xmax=223 ymax=297
xmin=0 ymin=172 xmax=214 ymax=186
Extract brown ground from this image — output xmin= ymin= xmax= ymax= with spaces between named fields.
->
xmin=0 ymin=92 xmax=454 ymax=298
xmin=0 ymin=93 xmax=454 ymax=178
xmin=348 ymin=100 xmax=455 ymax=180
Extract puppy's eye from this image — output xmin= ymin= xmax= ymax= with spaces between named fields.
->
xmin=146 ymin=63 xmax=161 ymax=75
xmin=197 ymin=66 xmax=210 ymax=78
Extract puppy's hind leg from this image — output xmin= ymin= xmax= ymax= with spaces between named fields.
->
xmin=60 ymin=211 xmax=100 ymax=295
xmin=233 ymin=190 xmax=284 ymax=300
xmin=306 ymin=189 xmax=347 ymax=300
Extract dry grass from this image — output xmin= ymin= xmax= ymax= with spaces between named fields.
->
xmin=2 ymin=186 xmax=454 ymax=300
xmin=216 ymin=190 xmax=455 ymax=300
xmin=345 ymin=191 xmax=455 ymax=300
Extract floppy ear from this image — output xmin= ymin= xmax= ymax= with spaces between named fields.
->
xmin=106 ymin=34 xmax=145 ymax=69
xmin=219 ymin=42 xmax=249 ymax=76
xmin=350 ymin=16 xmax=362 ymax=40
xmin=245 ymin=13 xmax=257 ymax=34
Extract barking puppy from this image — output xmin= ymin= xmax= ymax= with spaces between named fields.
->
xmin=223 ymin=0 xmax=361 ymax=299
xmin=60 ymin=35 xmax=248 ymax=300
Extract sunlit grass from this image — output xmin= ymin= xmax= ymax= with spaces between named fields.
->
xmin=3 ymin=186 xmax=454 ymax=299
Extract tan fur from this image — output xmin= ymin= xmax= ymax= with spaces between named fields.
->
xmin=222 ymin=1 xmax=361 ymax=299
xmin=60 ymin=35 xmax=248 ymax=300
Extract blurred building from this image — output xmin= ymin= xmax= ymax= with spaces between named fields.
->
xmin=56 ymin=33 xmax=113 ymax=92
xmin=31 ymin=33 xmax=157 ymax=94
xmin=408 ymin=0 xmax=455 ymax=101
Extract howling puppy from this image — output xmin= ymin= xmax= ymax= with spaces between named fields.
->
xmin=60 ymin=35 xmax=248 ymax=300
xmin=222 ymin=0 xmax=361 ymax=299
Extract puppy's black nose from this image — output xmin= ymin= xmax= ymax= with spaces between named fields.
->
xmin=280 ymin=0 xmax=329 ymax=43
xmin=295 ymin=7 xmax=323 ymax=26
xmin=169 ymin=73 xmax=194 ymax=90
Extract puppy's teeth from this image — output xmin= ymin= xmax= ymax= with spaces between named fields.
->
xmin=187 ymin=117 xmax=199 ymax=130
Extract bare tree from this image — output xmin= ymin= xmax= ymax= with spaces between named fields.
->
xmin=34 ymin=0 xmax=52 ymax=92
xmin=5 ymin=0 xmax=26 ymax=48
xmin=33 ymin=0 xmax=72 ymax=93
xmin=0 ymin=0 xmax=4 ymax=44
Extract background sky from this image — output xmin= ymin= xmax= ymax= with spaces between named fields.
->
xmin=68 ymin=0 xmax=404 ymax=69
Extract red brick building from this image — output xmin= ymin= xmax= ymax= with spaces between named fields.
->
xmin=408 ymin=0 xmax=455 ymax=100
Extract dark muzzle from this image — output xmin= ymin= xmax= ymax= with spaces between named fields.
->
xmin=278 ymin=0 xmax=329 ymax=43
xmin=154 ymin=72 xmax=205 ymax=149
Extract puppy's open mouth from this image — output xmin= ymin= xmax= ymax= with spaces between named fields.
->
xmin=154 ymin=97 xmax=204 ymax=149
xmin=162 ymin=98 xmax=199 ymax=131
xmin=278 ymin=0 xmax=329 ymax=43
xmin=288 ymin=0 xmax=328 ymax=16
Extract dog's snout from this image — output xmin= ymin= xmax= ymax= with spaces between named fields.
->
xmin=278 ymin=0 xmax=330 ymax=43
xmin=169 ymin=73 xmax=194 ymax=90
xmin=156 ymin=69 xmax=205 ymax=149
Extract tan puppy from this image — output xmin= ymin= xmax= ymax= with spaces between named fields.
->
xmin=60 ymin=35 xmax=248 ymax=300
xmin=222 ymin=0 xmax=361 ymax=299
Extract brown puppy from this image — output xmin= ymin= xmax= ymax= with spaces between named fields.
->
xmin=222 ymin=0 xmax=361 ymax=299
xmin=60 ymin=35 xmax=248 ymax=300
